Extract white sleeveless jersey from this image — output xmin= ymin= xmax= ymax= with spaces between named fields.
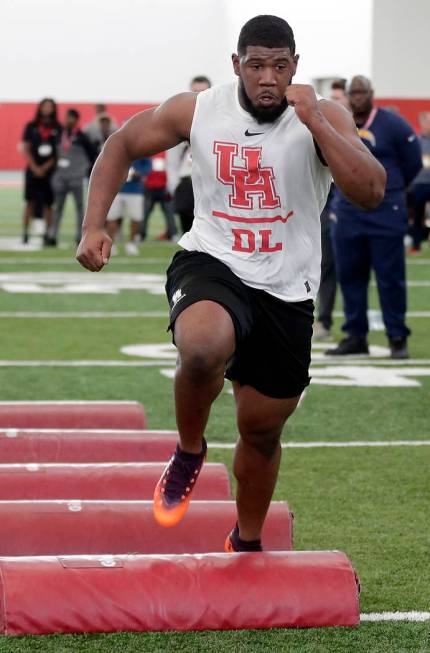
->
xmin=179 ymin=81 xmax=332 ymax=302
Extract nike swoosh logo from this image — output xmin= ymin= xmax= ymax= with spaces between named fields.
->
xmin=245 ymin=129 xmax=264 ymax=136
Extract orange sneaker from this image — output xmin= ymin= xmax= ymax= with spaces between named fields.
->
xmin=153 ymin=439 xmax=207 ymax=528
xmin=224 ymin=523 xmax=263 ymax=552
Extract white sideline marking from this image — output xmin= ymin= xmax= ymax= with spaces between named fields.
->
xmin=1 ymin=310 xmax=430 ymax=319
xmin=314 ymin=359 xmax=430 ymax=366
xmin=0 ymin=257 xmax=171 ymax=265
xmin=0 ymin=312 xmax=167 ymax=318
xmin=0 ymin=431 xmax=428 ymax=449
xmin=0 ymin=360 xmax=174 ymax=367
xmin=360 ymin=611 xmax=430 ymax=622
xmin=0 ymin=428 xmax=178 ymax=434
xmin=0 ymin=462 xmax=222 ymax=470
xmin=332 ymin=311 xmax=430 ymax=319
xmin=209 ymin=440 xmax=430 ymax=449
xmin=0 ymin=312 xmax=430 ymax=320
xmin=0 ymin=272 xmax=166 ymax=295
xmin=0 ymin=400 xmax=140 ymax=405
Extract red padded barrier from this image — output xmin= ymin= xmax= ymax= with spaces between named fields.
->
xmin=0 ymin=500 xmax=293 ymax=555
xmin=0 ymin=429 xmax=178 ymax=463
xmin=0 ymin=401 xmax=147 ymax=430
xmin=0 ymin=462 xmax=230 ymax=500
xmin=0 ymin=552 xmax=359 ymax=634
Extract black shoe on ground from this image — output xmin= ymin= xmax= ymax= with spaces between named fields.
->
xmin=224 ymin=523 xmax=263 ymax=552
xmin=43 ymin=235 xmax=57 ymax=247
xmin=325 ymin=336 xmax=369 ymax=356
xmin=389 ymin=337 xmax=409 ymax=360
xmin=22 ymin=233 xmax=29 ymax=244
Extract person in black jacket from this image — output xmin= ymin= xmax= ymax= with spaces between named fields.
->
xmin=21 ymin=98 xmax=62 ymax=244
xmin=327 ymin=76 xmax=422 ymax=359
xmin=49 ymin=108 xmax=96 ymax=246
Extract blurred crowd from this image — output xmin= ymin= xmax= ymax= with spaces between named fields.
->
xmin=20 ymin=76 xmax=211 ymax=252
xmin=19 ymin=74 xmax=429 ymax=359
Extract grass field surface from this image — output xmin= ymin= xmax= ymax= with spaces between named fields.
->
xmin=0 ymin=182 xmax=429 ymax=651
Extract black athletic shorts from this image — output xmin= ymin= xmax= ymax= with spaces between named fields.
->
xmin=165 ymin=250 xmax=314 ymax=399
xmin=24 ymin=169 xmax=54 ymax=206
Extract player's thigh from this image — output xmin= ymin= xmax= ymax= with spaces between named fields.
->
xmin=166 ymin=250 xmax=253 ymax=364
xmin=174 ymin=300 xmax=235 ymax=364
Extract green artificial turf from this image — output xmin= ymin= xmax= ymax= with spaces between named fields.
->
xmin=0 ymin=183 xmax=429 ymax=651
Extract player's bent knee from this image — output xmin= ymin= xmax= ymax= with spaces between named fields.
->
xmin=177 ymin=344 xmax=227 ymax=382
xmin=238 ymin=423 xmax=282 ymax=459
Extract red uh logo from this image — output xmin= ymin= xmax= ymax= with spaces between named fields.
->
xmin=213 ymin=141 xmax=281 ymax=210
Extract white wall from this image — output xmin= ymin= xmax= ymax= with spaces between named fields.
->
xmin=226 ymin=0 xmax=372 ymax=86
xmin=372 ymin=0 xmax=429 ymax=97
xmin=1 ymin=0 xmax=372 ymax=103
xmin=0 ymin=0 xmax=232 ymax=102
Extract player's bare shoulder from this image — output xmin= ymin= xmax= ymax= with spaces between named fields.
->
xmin=154 ymin=92 xmax=197 ymax=142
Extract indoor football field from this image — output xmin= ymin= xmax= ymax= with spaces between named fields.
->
xmin=0 ymin=183 xmax=429 ymax=652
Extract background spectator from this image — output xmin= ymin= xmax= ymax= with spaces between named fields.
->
xmin=49 ymin=108 xmax=96 ymax=246
xmin=408 ymin=111 xmax=430 ymax=253
xmin=166 ymin=75 xmax=211 ymax=234
xmin=314 ymin=79 xmax=349 ymax=340
xmin=21 ymin=98 xmax=62 ymax=244
xmin=106 ymin=157 xmax=151 ymax=255
xmin=327 ymin=75 xmax=422 ymax=360
xmin=83 ymin=103 xmax=117 ymax=150
xmin=139 ymin=157 xmax=177 ymax=241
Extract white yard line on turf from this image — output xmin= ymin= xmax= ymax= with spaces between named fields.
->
xmin=0 ymin=400 xmax=139 ymax=405
xmin=332 ymin=311 xmax=430 ymax=318
xmin=0 ymin=428 xmax=179 ymax=434
xmin=0 ymin=360 xmax=173 ymax=367
xmin=360 ymin=611 xmax=430 ymax=622
xmin=2 ymin=310 xmax=430 ymax=319
xmin=0 ymin=312 xmax=167 ymax=318
xmin=0 ymin=257 xmax=171 ymax=265
xmin=0 ymin=430 xmax=428 ymax=447
xmin=209 ymin=440 xmax=430 ymax=449
xmin=2 ymin=358 xmax=430 ymax=367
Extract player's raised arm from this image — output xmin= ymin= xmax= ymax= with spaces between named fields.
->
xmin=76 ymin=93 xmax=195 ymax=271
xmin=286 ymin=84 xmax=386 ymax=210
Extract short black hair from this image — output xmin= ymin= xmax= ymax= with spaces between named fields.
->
xmin=66 ymin=108 xmax=80 ymax=120
xmin=331 ymin=79 xmax=346 ymax=91
xmin=191 ymin=75 xmax=212 ymax=88
xmin=237 ymin=15 xmax=295 ymax=56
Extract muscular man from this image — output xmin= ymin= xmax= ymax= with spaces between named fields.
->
xmin=77 ymin=15 xmax=385 ymax=551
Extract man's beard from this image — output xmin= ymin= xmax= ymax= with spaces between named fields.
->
xmin=239 ymin=79 xmax=288 ymax=124
xmin=352 ymin=100 xmax=373 ymax=126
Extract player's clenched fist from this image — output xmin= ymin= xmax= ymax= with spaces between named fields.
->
xmin=76 ymin=230 xmax=112 ymax=272
xmin=286 ymin=84 xmax=320 ymax=127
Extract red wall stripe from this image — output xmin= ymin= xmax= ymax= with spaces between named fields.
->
xmin=0 ymin=101 xmax=155 ymax=170
xmin=1 ymin=98 xmax=429 ymax=170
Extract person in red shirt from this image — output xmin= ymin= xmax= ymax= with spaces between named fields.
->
xmin=139 ymin=157 xmax=177 ymax=241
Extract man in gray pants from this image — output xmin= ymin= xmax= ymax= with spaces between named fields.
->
xmin=49 ymin=109 xmax=96 ymax=245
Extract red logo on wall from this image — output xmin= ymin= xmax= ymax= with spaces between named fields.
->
xmin=213 ymin=141 xmax=281 ymax=210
